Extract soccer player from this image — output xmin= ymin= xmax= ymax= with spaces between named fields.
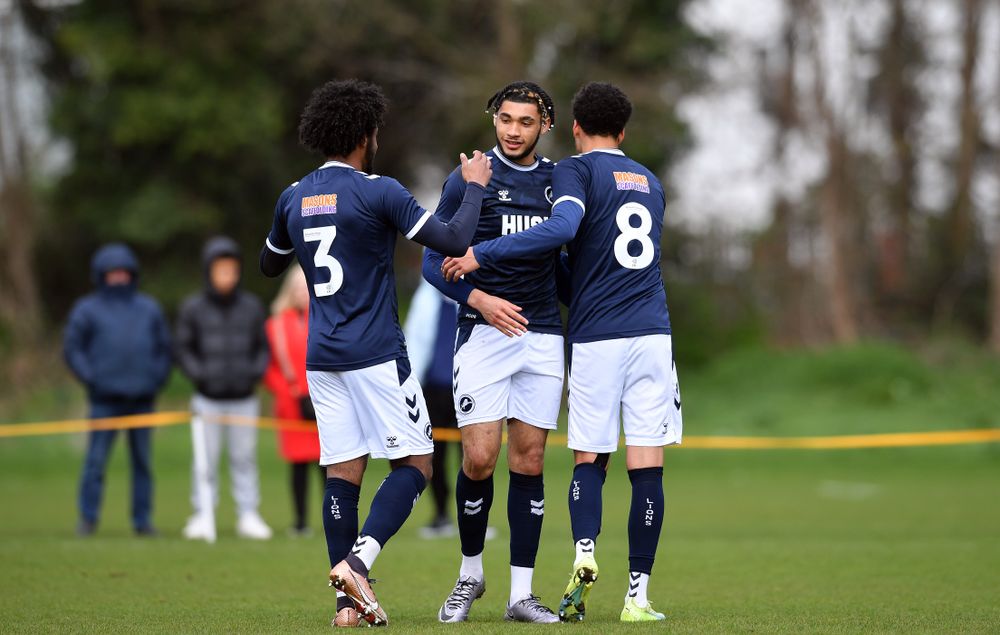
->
xmin=259 ymin=79 xmax=492 ymax=628
xmin=421 ymin=81 xmax=562 ymax=624
xmin=441 ymin=82 xmax=682 ymax=623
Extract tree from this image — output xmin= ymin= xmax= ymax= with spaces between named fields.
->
xmin=0 ymin=1 xmax=42 ymax=344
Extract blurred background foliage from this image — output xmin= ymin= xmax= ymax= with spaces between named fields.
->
xmin=2 ymin=0 xmax=1000 ymax=395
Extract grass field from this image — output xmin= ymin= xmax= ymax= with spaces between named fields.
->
xmin=2 ymin=344 xmax=1000 ymax=633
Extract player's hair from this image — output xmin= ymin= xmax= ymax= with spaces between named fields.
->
xmin=299 ymin=79 xmax=388 ymax=158
xmin=571 ymin=82 xmax=632 ymax=138
xmin=485 ymin=81 xmax=556 ymax=128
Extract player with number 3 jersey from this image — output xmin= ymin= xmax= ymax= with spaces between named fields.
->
xmin=260 ymin=79 xmax=492 ymax=628
xmin=442 ymin=82 xmax=681 ymax=623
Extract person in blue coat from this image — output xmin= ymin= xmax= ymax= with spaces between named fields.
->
xmin=63 ymin=243 xmax=172 ymax=536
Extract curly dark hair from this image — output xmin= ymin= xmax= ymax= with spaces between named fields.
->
xmin=572 ymin=82 xmax=632 ymax=138
xmin=298 ymin=79 xmax=388 ymax=158
xmin=485 ymin=80 xmax=556 ymax=127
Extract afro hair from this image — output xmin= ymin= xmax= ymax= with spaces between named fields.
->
xmin=571 ymin=82 xmax=632 ymax=138
xmin=298 ymin=79 xmax=388 ymax=158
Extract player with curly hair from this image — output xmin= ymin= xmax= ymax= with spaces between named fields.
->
xmin=442 ymin=82 xmax=682 ymax=623
xmin=260 ymin=78 xmax=493 ymax=627
xmin=422 ymin=81 xmax=563 ymax=624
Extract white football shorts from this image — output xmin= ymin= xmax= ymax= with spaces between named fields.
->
xmin=452 ymin=325 xmax=564 ymax=429
xmin=308 ymin=358 xmax=434 ymax=465
xmin=568 ymin=333 xmax=683 ymax=452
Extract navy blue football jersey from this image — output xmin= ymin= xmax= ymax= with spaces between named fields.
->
xmin=430 ymin=148 xmax=561 ymax=334
xmin=557 ymin=149 xmax=670 ymax=343
xmin=266 ymin=160 xmax=432 ymax=371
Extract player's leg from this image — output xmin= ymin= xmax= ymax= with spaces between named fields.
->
xmin=503 ymin=420 xmax=559 ymax=623
xmin=439 ymin=325 xmax=516 ymax=622
xmin=618 ymin=334 xmax=683 ymax=622
xmin=502 ymin=332 xmax=563 ymax=622
xmin=437 ymin=419 xmax=501 ymax=622
xmin=308 ymin=369 xmax=369 ymax=627
xmin=330 ymin=358 xmax=435 ymax=626
xmin=560 ymin=339 xmax=626 ymax=621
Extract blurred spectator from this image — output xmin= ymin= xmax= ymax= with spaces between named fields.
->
xmin=262 ymin=265 xmax=323 ymax=536
xmin=175 ymin=236 xmax=272 ymax=542
xmin=404 ymin=278 xmax=461 ymax=538
xmin=63 ymin=243 xmax=172 ymax=537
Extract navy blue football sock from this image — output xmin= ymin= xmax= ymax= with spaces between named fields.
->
xmin=508 ymin=471 xmax=545 ymax=568
xmin=569 ymin=462 xmax=606 ymax=544
xmin=359 ymin=465 xmax=426 ymax=548
xmin=455 ymin=468 xmax=494 ymax=557
xmin=323 ymin=477 xmax=360 ymax=569
xmin=627 ymin=467 xmax=664 ymax=575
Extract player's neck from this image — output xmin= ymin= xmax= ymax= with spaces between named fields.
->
xmin=326 ymin=149 xmax=364 ymax=171
xmin=577 ymin=135 xmax=620 ymax=154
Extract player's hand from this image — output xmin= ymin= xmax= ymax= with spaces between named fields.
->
xmin=442 ymin=248 xmax=481 ymax=281
xmin=460 ymin=150 xmax=492 ymax=187
xmin=467 ymin=289 xmax=528 ymax=337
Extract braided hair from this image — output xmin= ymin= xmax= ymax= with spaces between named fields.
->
xmin=485 ymin=81 xmax=556 ymax=128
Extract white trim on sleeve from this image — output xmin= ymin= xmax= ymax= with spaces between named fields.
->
xmin=552 ymin=195 xmax=585 ymax=214
xmin=404 ymin=210 xmax=433 ymax=240
xmin=266 ymin=237 xmax=295 ymax=255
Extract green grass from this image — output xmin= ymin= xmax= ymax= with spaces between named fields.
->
xmin=2 ymin=343 xmax=1000 ymax=632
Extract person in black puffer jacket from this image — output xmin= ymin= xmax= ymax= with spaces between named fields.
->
xmin=64 ymin=242 xmax=172 ymax=537
xmin=175 ymin=236 xmax=272 ymax=541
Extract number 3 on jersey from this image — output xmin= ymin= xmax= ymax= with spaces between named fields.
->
xmin=303 ymin=226 xmax=343 ymax=297
xmin=614 ymin=202 xmax=655 ymax=269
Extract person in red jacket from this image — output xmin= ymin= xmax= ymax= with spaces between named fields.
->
xmin=263 ymin=265 xmax=322 ymax=535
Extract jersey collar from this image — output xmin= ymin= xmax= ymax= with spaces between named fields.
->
xmin=491 ymin=146 xmax=539 ymax=172
xmin=319 ymin=160 xmax=355 ymax=170
xmin=585 ymin=148 xmax=625 ymax=156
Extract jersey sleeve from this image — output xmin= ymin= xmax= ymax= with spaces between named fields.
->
xmin=419 ymin=170 xmax=477 ymax=303
xmin=265 ymin=184 xmax=297 ymax=255
xmin=434 ymin=168 xmax=467 ymax=222
xmin=549 ymin=158 xmax=588 ymax=216
xmin=378 ymin=177 xmax=432 ymax=239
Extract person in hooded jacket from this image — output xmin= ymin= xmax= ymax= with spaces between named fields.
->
xmin=64 ymin=243 xmax=172 ymax=537
xmin=175 ymin=236 xmax=272 ymax=541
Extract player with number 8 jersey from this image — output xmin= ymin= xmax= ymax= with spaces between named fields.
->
xmin=260 ymin=79 xmax=492 ymax=628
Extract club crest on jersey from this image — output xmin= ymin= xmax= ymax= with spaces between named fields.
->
xmin=502 ymin=214 xmax=545 ymax=236
xmin=458 ymin=394 xmax=476 ymax=414
xmin=498 ymin=189 xmax=513 ymax=202
xmin=613 ymin=171 xmax=650 ymax=194
xmin=301 ymin=193 xmax=338 ymax=216
xmin=544 ymin=186 xmax=554 ymax=204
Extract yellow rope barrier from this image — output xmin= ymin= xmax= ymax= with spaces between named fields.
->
xmin=0 ymin=412 xmax=998 ymax=449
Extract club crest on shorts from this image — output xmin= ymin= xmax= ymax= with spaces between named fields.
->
xmin=424 ymin=423 xmax=433 ymax=441
xmin=458 ymin=394 xmax=476 ymax=414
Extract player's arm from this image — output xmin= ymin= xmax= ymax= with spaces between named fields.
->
xmin=408 ymin=151 xmax=492 ymax=256
xmin=441 ymin=160 xmax=585 ymax=281
xmin=260 ymin=185 xmax=297 ymax=278
xmin=420 ymin=170 xmax=528 ymax=336
xmin=420 ymin=172 xmax=479 ymax=304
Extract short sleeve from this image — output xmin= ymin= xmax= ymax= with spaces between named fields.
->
xmin=551 ymin=159 xmax=588 ymax=214
xmin=265 ymin=184 xmax=297 ymax=255
xmin=378 ymin=178 xmax=432 ymax=240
